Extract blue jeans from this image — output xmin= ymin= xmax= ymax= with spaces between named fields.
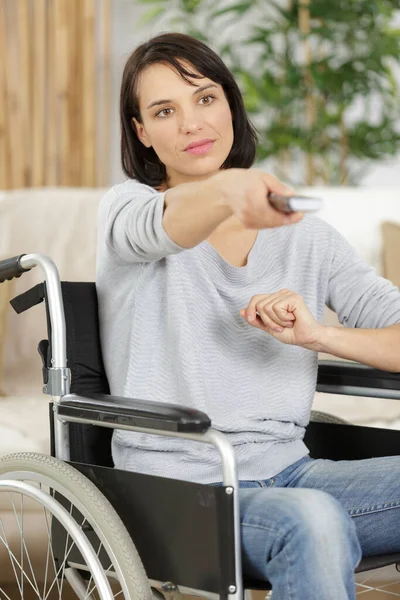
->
xmin=220 ymin=454 xmax=400 ymax=599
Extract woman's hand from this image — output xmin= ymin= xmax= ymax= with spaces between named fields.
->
xmin=211 ymin=169 xmax=304 ymax=230
xmin=240 ymin=290 xmax=324 ymax=349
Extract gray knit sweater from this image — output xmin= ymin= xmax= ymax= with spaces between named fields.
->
xmin=96 ymin=179 xmax=400 ymax=484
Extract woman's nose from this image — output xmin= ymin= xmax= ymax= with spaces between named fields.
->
xmin=178 ymin=113 xmax=203 ymax=134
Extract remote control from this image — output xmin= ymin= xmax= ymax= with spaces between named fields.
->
xmin=268 ymin=193 xmax=323 ymax=214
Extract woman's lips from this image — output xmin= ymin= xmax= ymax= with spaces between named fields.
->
xmin=185 ymin=141 xmax=214 ymax=155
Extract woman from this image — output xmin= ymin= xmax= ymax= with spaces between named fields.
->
xmin=96 ymin=32 xmax=400 ymax=599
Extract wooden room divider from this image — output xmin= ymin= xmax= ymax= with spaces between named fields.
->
xmin=0 ymin=0 xmax=111 ymax=189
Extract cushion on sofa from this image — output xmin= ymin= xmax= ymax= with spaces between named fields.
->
xmin=381 ymin=221 xmax=400 ymax=289
xmin=0 ymin=187 xmax=105 ymax=396
xmin=0 ymin=278 xmax=14 ymax=396
xmin=0 ymin=395 xmax=50 ymax=458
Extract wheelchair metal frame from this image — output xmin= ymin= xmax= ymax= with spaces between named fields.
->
xmin=19 ymin=252 xmax=245 ymax=600
xmin=3 ymin=251 xmax=400 ymax=599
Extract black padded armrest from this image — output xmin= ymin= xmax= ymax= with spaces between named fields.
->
xmin=57 ymin=393 xmax=211 ymax=433
xmin=317 ymin=360 xmax=400 ymax=399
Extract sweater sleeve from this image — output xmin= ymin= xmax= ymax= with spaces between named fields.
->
xmin=326 ymin=226 xmax=400 ymax=329
xmin=100 ymin=182 xmax=185 ymax=263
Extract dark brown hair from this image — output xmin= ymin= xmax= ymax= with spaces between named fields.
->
xmin=120 ymin=32 xmax=258 ymax=188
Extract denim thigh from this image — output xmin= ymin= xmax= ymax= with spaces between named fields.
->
xmin=214 ymin=455 xmax=400 ymax=557
xmin=275 ymin=454 xmax=400 ymax=556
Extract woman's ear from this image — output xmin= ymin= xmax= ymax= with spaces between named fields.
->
xmin=132 ymin=117 xmax=152 ymax=148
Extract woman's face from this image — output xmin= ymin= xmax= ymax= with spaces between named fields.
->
xmin=133 ymin=61 xmax=234 ymax=189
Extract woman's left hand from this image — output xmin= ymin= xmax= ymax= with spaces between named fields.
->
xmin=240 ymin=290 xmax=324 ymax=349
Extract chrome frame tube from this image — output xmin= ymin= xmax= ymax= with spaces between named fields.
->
xmin=64 ymin=568 xmax=96 ymax=600
xmin=19 ymin=254 xmax=67 ymax=369
xmin=0 ymin=480 xmax=114 ymax=600
xmin=317 ymin=385 xmax=400 ymax=400
xmin=68 ymin=569 xmax=224 ymax=600
xmin=53 ymin=408 xmax=243 ymax=600
xmin=19 ymin=254 xmax=71 ymax=460
xmin=205 ymin=429 xmax=243 ymax=600
xmin=17 ymin=253 xmax=243 ymax=598
xmin=69 ymin=569 xmax=223 ymax=600
xmin=53 ymin=399 xmax=72 ymax=461
xmin=148 ymin=579 xmax=220 ymax=600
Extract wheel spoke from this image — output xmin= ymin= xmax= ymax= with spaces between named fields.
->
xmin=84 ymin=537 xmax=119 ymax=600
xmin=379 ymin=580 xmax=400 ymax=594
xmin=86 ymin=565 xmax=121 ymax=600
xmin=9 ymin=492 xmax=41 ymax=597
xmin=58 ymin=501 xmax=79 ymax=599
xmin=356 ymin=570 xmax=378 ymax=587
xmin=356 ymin=581 xmax=400 ymax=596
xmin=42 ymin=503 xmax=62 ymax=599
xmin=0 ymin=587 xmax=13 ymax=600
xmin=84 ymin=536 xmax=103 ymax=599
xmin=0 ymin=517 xmax=23 ymax=597
xmin=20 ymin=495 xmax=23 ymax=599
xmin=0 ymin=518 xmax=41 ymax=598
xmin=57 ymin=533 xmax=70 ymax=599
xmin=43 ymin=535 xmax=77 ymax=600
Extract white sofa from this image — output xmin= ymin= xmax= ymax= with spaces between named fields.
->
xmin=0 ymin=187 xmax=104 ymax=582
xmin=1 ymin=185 xmax=400 ymax=454
xmin=0 ymin=185 xmax=399 ymax=582
xmin=303 ymin=187 xmax=400 ymax=427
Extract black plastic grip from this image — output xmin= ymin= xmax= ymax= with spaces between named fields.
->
xmin=58 ymin=393 xmax=212 ymax=433
xmin=0 ymin=255 xmax=31 ymax=283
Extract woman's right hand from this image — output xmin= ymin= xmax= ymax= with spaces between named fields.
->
xmin=210 ymin=168 xmax=304 ymax=229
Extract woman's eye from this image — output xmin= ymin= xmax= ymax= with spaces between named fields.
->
xmin=199 ymin=94 xmax=216 ymax=105
xmin=156 ymin=108 xmax=173 ymax=118
xmin=155 ymin=94 xmax=216 ymax=118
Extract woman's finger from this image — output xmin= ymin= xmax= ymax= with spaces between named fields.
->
xmin=240 ymin=308 xmax=282 ymax=331
xmin=243 ymin=291 xmax=295 ymax=324
xmin=259 ymin=300 xmax=293 ymax=328
xmin=271 ymin=303 xmax=296 ymax=323
xmin=255 ymin=310 xmax=283 ymax=332
xmin=244 ymin=295 xmax=266 ymax=322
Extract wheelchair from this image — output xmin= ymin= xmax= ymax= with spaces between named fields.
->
xmin=1 ymin=252 xmax=400 ymax=599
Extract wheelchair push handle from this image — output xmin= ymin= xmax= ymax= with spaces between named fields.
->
xmin=0 ymin=254 xmax=32 ymax=283
xmin=0 ymin=253 xmax=67 ymax=370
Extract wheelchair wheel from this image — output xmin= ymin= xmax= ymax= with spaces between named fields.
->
xmin=0 ymin=452 xmax=152 ymax=600
xmin=310 ymin=410 xmax=349 ymax=424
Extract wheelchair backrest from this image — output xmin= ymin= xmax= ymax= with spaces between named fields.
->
xmin=11 ymin=280 xmax=114 ymax=467
xmin=55 ymin=282 xmax=114 ymax=466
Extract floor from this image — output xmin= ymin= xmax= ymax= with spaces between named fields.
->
xmin=0 ymin=584 xmax=77 ymax=599
xmin=2 ymin=574 xmax=400 ymax=599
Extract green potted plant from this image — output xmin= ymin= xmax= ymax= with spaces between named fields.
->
xmin=136 ymin=0 xmax=400 ymax=186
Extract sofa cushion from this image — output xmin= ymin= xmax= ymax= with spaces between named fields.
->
xmin=0 ymin=278 xmax=14 ymax=396
xmin=0 ymin=396 xmax=50 ymax=457
xmin=382 ymin=221 xmax=400 ymax=289
xmin=0 ymin=187 xmax=106 ymax=395
xmin=0 ymin=396 xmax=52 ymax=511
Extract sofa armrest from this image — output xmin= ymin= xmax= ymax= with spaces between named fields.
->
xmin=57 ymin=393 xmax=211 ymax=433
xmin=317 ymin=360 xmax=400 ymax=400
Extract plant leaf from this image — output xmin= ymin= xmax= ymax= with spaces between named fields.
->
xmin=210 ymin=1 xmax=253 ymax=18
xmin=138 ymin=5 xmax=166 ymax=25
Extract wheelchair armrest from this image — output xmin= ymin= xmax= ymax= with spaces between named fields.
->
xmin=317 ymin=360 xmax=400 ymax=399
xmin=57 ymin=393 xmax=211 ymax=433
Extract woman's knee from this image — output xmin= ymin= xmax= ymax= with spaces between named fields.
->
xmin=289 ymin=489 xmax=354 ymax=535
xmin=241 ymin=487 xmax=361 ymax=567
